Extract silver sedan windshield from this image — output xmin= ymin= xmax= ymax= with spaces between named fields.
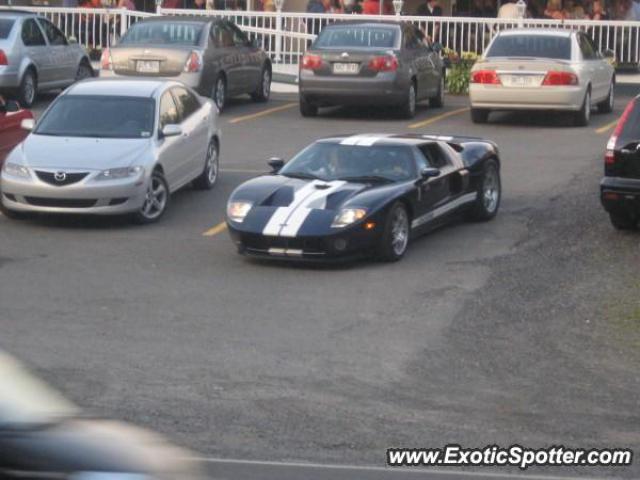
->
xmin=35 ymin=96 xmax=156 ymax=139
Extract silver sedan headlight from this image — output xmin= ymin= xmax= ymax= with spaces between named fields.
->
xmin=227 ymin=201 xmax=253 ymax=223
xmin=2 ymin=162 xmax=30 ymax=178
xmin=95 ymin=166 xmax=144 ymax=181
xmin=331 ymin=208 xmax=367 ymax=228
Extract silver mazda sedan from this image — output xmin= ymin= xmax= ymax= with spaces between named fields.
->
xmin=0 ymin=78 xmax=220 ymax=224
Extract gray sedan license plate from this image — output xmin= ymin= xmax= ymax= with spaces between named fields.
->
xmin=137 ymin=60 xmax=160 ymax=73
xmin=332 ymin=62 xmax=359 ymax=75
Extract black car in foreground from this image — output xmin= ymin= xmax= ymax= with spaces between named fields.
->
xmin=0 ymin=351 xmax=204 ymax=480
xmin=299 ymin=22 xmax=445 ymax=119
xmin=226 ymin=133 xmax=501 ymax=262
xmin=601 ymin=96 xmax=640 ymax=230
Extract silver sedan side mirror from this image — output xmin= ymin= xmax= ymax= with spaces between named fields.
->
xmin=21 ymin=118 xmax=35 ymax=131
xmin=161 ymin=124 xmax=182 ymax=138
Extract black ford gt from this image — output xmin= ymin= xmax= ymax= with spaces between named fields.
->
xmin=226 ymin=133 xmax=501 ymax=262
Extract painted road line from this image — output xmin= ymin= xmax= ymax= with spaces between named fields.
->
xmin=408 ymin=107 xmax=470 ymax=129
xmin=595 ymin=119 xmax=618 ymax=134
xmin=203 ymin=221 xmax=227 ymax=237
xmin=228 ymin=103 xmax=297 ymax=124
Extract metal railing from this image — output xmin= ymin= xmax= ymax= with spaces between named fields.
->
xmin=8 ymin=6 xmax=640 ymax=65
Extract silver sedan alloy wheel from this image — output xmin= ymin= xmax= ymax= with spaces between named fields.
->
xmin=140 ymin=175 xmax=168 ymax=220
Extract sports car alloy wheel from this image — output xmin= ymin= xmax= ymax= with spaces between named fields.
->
xmin=482 ymin=165 xmax=500 ymax=214
xmin=391 ymin=207 xmax=409 ymax=256
xmin=139 ymin=174 xmax=168 ymax=222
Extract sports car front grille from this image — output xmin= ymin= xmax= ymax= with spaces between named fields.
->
xmin=35 ymin=171 xmax=89 ymax=187
xmin=242 ymin=234 xmax=326 ymax=254
xmin=24 ymin=197 xmax=97 ymax=208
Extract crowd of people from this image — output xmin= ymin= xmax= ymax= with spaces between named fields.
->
xmin=59 ymin=0 xmax=640 ymax=21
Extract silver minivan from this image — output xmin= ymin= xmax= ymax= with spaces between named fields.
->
xmin=0 ymin=11 xmax=93 ymax=107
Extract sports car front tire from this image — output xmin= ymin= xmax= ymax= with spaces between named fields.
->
xmin=377 ymin=202 xmax=410 ymax=262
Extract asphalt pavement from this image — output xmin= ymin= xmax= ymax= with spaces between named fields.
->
xmin=1 ymin=86 xmax=639 ymax=480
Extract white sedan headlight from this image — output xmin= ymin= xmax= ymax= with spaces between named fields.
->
xmin=95 ymin=166 xmax=144 ymax=181
xmin=227 ymin=201 xmax=253 ymax=223
xmin=331 ymin=208 xmax=367 ymax=228
xmin=2 ymin=162 xmax=30 ymax=178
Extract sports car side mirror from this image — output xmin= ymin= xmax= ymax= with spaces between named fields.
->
xmin=21 ymin=118 xmax=34 ymax=131
xmin=420 ymin=167 xmax=440 ymax=179
xmin=268 ymin=157 xmax=285 ymax=172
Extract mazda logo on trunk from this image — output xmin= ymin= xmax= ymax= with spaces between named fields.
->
xmin=54 ymin=171 xmax=67 ymax=182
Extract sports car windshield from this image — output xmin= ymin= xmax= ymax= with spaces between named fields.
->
xmin=120 ymin=21 xmax=203 ymax=46
xmin=280 ymin=142 xmax=416 ymax=182
xmin=314 ymin=26 xmax=398 ymax=49
xmin=35 ymin=96 xmax=155 ymax=139
xmin=486 ymin=34 xmax=572 ymax=60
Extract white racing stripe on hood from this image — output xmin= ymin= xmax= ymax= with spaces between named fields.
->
xmin=262 ymin=180 xmax=347 ymax=237
xmin=279 ymin=180 xmax=346 ymax=237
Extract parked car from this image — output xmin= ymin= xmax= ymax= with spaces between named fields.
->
xmin=100 ymin=16 xmax=271 ymax=112
xmin=469 ymin=29 xmax=615 ymax=126
xmin=298 ymin=21 xmax=445 ymax=119
xmin=0 ymin=79 xmax=220 ymax=224
xmin=226 ymin=133 xmax=501 ymax=262
xmin=601 ymin=96 xmax=640 ymax=230
xmin=0 ymin=95 xmax=32 ymax=166
xmin=0 ymin=10 xmax=93 ymax=108
xmin=0 ymin=350 xmax=205 ymax=480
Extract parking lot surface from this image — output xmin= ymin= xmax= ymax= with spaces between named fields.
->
xmin=2 ymin=87 xmax=639 ymax=479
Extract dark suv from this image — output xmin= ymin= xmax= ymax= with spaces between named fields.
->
xmin=601 ymin=96 xmax=640 ymax=230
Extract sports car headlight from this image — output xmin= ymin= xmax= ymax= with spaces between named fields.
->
xmin=95 ymin=166 xmax=144 ymax=181
xmin=2 ymin=162 xmax=30 ymax=178
xmin=227 ymin=201 xmax=253 ymax=223
xmin=331 ymin=208 xmax=367 ymax=228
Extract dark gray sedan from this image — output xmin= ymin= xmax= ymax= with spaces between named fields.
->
xmin=299 ymin=21 xmax=445 ymax=119
xmin=100 ymin=16 xmax=271 ymax=112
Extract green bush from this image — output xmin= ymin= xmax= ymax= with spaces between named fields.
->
xmin=444 ymin=50 xmax=478 ymax=95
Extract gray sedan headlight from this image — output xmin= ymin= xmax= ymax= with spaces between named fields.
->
xmin=95 ymin=166 xmax=144 ymax=181
xmin=2 ymin=162 xmax=30 ymax=178
xmin=227 ymin=201 xmax=253 ymax=223
xmin=331 ymin=208 xmax=367 ymax=228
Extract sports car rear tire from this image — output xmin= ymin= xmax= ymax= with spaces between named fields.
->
xmin=467 ymin=158 xmax=500 ymax=221
xmin=377 ymin=202 xmax=410 ymax=262
xmin=300 ymin=96 xmax=318 ymax=117
xmin=470 ymin=108 xmax=489 ymax=124
xmin=251 ymin=66 xmax=271 ymax=103
xmin=212 ymin=75 xmax=226 ymax=113
xmin=609 ymin=211 xmax=637 ymax=230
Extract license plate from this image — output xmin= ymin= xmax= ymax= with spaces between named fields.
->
xmin=502 ymin=74 xmax=542 ymax=87
xmin=332 ymin=62 xmax=359 ymax=75
xmin=136 ymin=60 xmax=160 ymax=73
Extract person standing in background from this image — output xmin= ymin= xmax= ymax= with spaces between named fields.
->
xmin=417 ymin=0 xmax=442 ymax=16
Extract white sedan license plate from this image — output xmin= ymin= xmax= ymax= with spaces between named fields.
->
xmin=503 ymin=74 xmax=542 ymax=87
xmin=332 ymin=63 xmax=359 ymax=75
xmin=136 ymin=60 xmax=160 ymax=73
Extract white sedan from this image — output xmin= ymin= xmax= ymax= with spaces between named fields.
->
xmin=1 ymin=79 xmax=220 ymax=223
xmin=469 ymin=29 xmax=615 ymax=126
